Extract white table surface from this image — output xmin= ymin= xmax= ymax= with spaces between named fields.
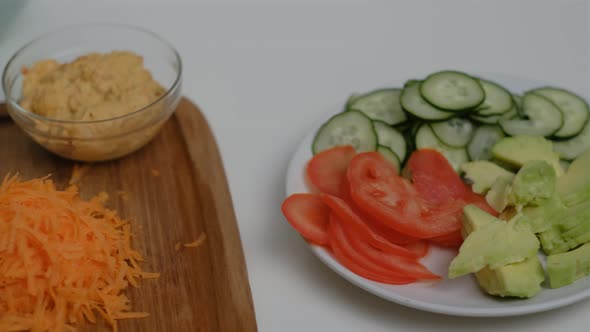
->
xmin=2 ymin=0 xmax=590 ymax=331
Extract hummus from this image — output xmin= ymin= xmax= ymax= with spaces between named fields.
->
xmin=17 ymin=51 xmax=173 ymax=162
xmin=20 ymin=51 xmax=165 ymax=121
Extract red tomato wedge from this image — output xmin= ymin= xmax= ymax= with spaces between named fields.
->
xmin=428 ymin=230 xmax=463 ymax=248
xmin=408 ymin=148 xmax=497 ymax=217
xmin=403 ymin=240 xmax=430 ymax=258
xmin=306 ymin=145 xmax=356 ymax=197
xmin=344 ymin=224 xmax=441 ymax=280
xmin=328 ymin=215 xmax=417 ymax=284
xmin=407 ymin=148 xmax=469 ymax=203
xmin=464 ymin=191 xmax=499 ymax=217
xmin=320 ymin=193 xmax=418 ymax=259
xmin=340 ymin=174 xmax=419 ymax=245
xmin=281 ymin=193 xmax=331 ymax=246
xmin=347 ymin=152 xmax=457 ymax=238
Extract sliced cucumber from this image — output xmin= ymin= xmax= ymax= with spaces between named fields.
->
xmin=468 ymin=125 xmax=506 ymax=161
xmin=415 ymin=124 xmax=469 ymax=171
xmin=373 ymin=121 xmax=407 ymax=161
xmin=499 ymin=92 xmax=564 ymax=137
xmin=531 ymin=87 xmax=590 ymax=139
xmin=475 ymin=79 xmax=513 ymax=117
xmin=348 ymin=88 xmax=407 ymax=126
xmin=470 ymin=105 xmax=518 ymax=125
xmin=345 ymin=93 xmax=361 ymax=109
xmin=312 ymin=110 xmax=377 ymax=154
xmin=553 ymin=119 xmax=590 ymax=160
xmin=430 ymin=118 xmax=475 ymax=148
xmin=377 ymin=145 xmax=401 ymax=173
xmin=420 ymin=71 xmax=485 ymax=112
xmin=401 ymin=81 xmax=453 ymax=121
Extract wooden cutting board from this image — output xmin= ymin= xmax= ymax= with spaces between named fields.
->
xmin=0 ymin=98 xmax=257 ymax=332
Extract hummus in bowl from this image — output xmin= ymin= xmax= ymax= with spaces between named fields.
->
xmin=2 ymin=24 xmax=182 ymax=161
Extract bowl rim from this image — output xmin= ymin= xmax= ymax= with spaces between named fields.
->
xmin=1 ymin=22 xmax=183 ymax=125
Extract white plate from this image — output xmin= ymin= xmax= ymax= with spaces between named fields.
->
xmin=285 ymin=74 xmax=590 ymax=317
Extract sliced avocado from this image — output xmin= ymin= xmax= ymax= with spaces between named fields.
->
xmin=519 ymin=195 xmax=567 ymax=233
xmin=512 ymin=160 xmax=556 ymax=206
xmin=491 ymin=136 xmax=563 ymax=176
xmin=476 ymin=257 xmax=545 ymax=298
xmin=547 ymin=242 xmax=590 ymax=288
xmin=460 ymin=161 xmax=515 ymax=194
xmin=557 ymin=149 xmax=590 ymax=207
xmin=448 ymin=207 xmax=540 ymax=278
xmin=485 ymin=175 xmax=513 ymax=213
xmin=538 ymin=201 xmax=590 ymax=255
xmin=461 ymin=204 xmax=503 ymax=239
xmin=460 ymin=205 xmax=544 ymax=298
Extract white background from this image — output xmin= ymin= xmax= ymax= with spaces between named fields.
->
xmin=1 ymin=0 xmax=590 ymax=331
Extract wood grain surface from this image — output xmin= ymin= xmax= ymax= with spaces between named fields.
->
xmin=0 ymin=99 xmax=257 ymax=332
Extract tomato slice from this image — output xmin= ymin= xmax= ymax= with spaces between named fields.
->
xmin=403 ymin=240 xmax=430 ymax=258
xmin=347 ymin=152 xmax=458 ymax=238
xmin=306 ymin=145 xmax=356 ymax=197
xmin=320 ymin=194 xmax=418 ymax=259
xmin=464 ymin=191 xmax=498 ymax=217
xmin=281 ymin=193 xmax=331 ymax=246
xmin=328 ymin=215 xmax=416 ymax=284
xmin=344 ymin=225 xmax=441 ymax=280
xmin=340 ymin=175 xmax=419 ymax=245
xmin=407 ymin=148 xmax=469 ymax=204
xmin=428 ymin=230 xmax=463 ymax=248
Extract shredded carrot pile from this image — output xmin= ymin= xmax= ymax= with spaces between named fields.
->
xmin=68 ymin=164 xmax=92 ymax=186
xmin=0 ymin=175 xmax=158 ymax=332
xmin=183 ymin=233 xmax=206 ymax=248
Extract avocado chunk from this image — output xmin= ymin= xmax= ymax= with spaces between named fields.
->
xmin=461 ymin=204 xmax=502 ymax=239
xmin=519 ymin=195 xmax=567 ymax=233
xmin=485 ymin=175 xmax=513 ymax=213
xmin=512 ymin=160 xmax=556 ymax=206
xmin=538 ymin=201 xmax=590 ymax=255
xmin=454 ymin=205 xmax=544 ymax=298
xmin=476 ymin=257 xmax=545 ymax=298
xmin=547 ymin=242 xmax=590 ymax=288
xmin=460 ymin=161 xmax=514 ymax=194
xmin=448 ymin=205 xmax=540 ymax=279
xmin=557 ymin=149 xmax=590 ymax=207
xmin=491 ymin=136 xmax=563 ymax=176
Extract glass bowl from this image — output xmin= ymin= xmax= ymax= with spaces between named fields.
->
xmin=1 ymin=23 xmax=182 ymax=162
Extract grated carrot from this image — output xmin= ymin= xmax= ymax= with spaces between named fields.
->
xmin=173 ymin=242 xmax=182 ymax=252
xmin=0 ymin=174 xmax=158 ymax=332
xmin=116 ymin=190 xmax=128 ymax=202
xmin=68 ymin=164 xmax=92 ymax=186
xmin=183 ymin=233 xmax=206 ymax=248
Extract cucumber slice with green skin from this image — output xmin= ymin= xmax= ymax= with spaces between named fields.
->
xmin=401 ymin=81 xmax=454 ymax=121
xmin=499 ymin=92 xmax=564 ymax=137
xmin=345 ymin=93 xmax=361 ymax=109
xmin=475 ymin=79 xmax=514 ymax=117
xmin=531 ymin=87 xmax=590 ymax=139
xmin=373 ymin=121 xmax=407 ymax=161
xmin=312 ymin=110 xmax=377 ymax=154
xmin=377 ymin=145 xmax=401 ymax=173
xmin=512 ymin=94 xmax=525 ymax=118
xmin=468 ymin=125 xmax=506 ymax=161
xmin=470 ymin=105 xmax=518 ymax=125
xmin=553 ymin=119 xmax=590 ymax=160
xmin=415 ymin=124 xmax=469 ymax=171
xmin=420 ymin=71 xmax=485 ymax=112
xmin=404 ymin=79 xmax=421 ymax=89
xmin=348 ymin=88 xmax=408 ymax=125
xmin=430 ymin=118 xmax=475 ymax=148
